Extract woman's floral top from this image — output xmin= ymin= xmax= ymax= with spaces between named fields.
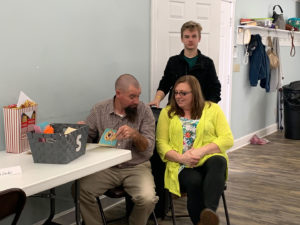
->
xmin=178 ymin=117 xmax=199 ymax=173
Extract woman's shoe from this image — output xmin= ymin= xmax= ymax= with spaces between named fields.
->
xmin=250 ymin=134 xmax=269 ymax=145
xmin=197 ymin=208 xmax=219 ymax=225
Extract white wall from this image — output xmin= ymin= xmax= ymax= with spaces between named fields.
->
xmin=231 ymin=0 xmax=300 ymax=139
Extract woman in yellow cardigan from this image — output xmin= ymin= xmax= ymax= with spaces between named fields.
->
xmin=156 ymin=75 xmax=233 ymax=225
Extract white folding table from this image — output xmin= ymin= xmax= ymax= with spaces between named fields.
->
xmin=0 ymin=145 xmax=132 ymax=224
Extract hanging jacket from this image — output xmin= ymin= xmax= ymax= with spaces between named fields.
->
xmin=248 ymin=34 xmax=271 ymax=92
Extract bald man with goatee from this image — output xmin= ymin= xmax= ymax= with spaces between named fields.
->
xmin=77 ymin=74 xmax=158 ymax=225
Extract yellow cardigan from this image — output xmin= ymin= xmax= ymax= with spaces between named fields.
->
xmin=156 ymin=102 xmax=234 ymax=196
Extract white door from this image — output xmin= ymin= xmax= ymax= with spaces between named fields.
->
xmin=218 ymin=0 xmax=235 ymax=123
xmin=151 ymin=0 xmax=234 ymax=121
xmin=151 ymin=0 xmax=220 ymax=107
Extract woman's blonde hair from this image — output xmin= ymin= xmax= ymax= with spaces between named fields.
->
xmin=168 ymin=75 xmax=206 ymax=119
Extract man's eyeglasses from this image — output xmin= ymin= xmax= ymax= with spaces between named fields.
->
xmin=174 ymin=91 xmax=192 ymax=97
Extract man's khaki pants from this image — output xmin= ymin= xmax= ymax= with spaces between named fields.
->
xmin=78 ymin=161 xmax=158 ymax=225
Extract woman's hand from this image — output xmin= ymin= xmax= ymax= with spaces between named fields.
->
xmin=181 ymin=150 xmax=201 ymax=167
xmin=190 ymin=147 xmax=206 ymax=159
xmin=191 ymin=143 xmax=221 ymax=158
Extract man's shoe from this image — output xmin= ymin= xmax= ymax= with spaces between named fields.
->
xmin=197 ymin=208 xmax=219 ymax=225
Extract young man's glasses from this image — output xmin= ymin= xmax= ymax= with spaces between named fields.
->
xmin=174 ymin=91 xmax=192 ymax=97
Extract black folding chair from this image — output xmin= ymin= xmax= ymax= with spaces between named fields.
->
xmin=0 ymin=188 xmax=26 ymax=225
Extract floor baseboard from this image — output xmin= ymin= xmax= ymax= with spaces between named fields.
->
xmin=33 ymin=207 xmax=75 ymax=225
xmin=228 ymin=123 xmax=278 ymax=153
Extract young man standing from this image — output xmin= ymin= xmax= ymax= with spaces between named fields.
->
xmin=149 ymin=21 xmax=221 ymax=107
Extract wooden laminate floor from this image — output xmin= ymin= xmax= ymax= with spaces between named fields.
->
xmin=56 ymin=131 xmax=300 ymax=225
xmin=225 ymin=131 xmax=300 ymax=225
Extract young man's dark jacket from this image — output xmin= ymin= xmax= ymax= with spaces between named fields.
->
xmin=157 ymin=50 xmax=221 ymax=103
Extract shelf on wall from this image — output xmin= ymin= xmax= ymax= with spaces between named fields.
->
xmin=236 ymin=25 xmax=300 ymax=46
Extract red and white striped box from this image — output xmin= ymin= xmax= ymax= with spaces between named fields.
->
xmin=3 ymin=105 xmax=37 ymax=153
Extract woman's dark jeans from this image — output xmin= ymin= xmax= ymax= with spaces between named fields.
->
xmin=178 ymin=155 xmax=227 ymax=225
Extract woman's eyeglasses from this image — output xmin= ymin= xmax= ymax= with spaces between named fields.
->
xmin=174 ymin=91 xmax=192 ymax=97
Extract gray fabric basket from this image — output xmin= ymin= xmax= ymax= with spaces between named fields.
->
xmin=27 ymin=123 xmax=89 ymax=164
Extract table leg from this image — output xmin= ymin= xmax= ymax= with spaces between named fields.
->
xmin=74 ymin=179 xmax=81 ymax=225
xmin=43 ymin=188 xmax=61 ymax=225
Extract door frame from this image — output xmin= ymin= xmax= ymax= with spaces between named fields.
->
xmin=150 ymin=0 xmax=159 ymax=105
xmin=218 ymin=0 xmax=236 ymax=124
xmin=150 ymin=0 xmax=236 ymax=123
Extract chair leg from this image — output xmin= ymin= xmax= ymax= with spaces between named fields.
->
xmin=96 ymin=197 xmax=108 ymax=225
xmin=168 ymin=191 xmax=176 ymax=225
xmin=125 ymin=195 xmax=134 ymax=217
xmin=152 ymin=210 xmax=159 ymax=225
xmin=221 ymin=192 xmax=230 ymax=225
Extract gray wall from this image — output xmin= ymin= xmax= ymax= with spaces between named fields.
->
xmin=0 ymin=0 xmax=150 ymax=224
xmin=231 ymin=0 xmax=300 ymax=139
xmin=0 ymin=0 xmax=151 ymax=151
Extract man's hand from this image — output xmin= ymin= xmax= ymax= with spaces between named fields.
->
xmin=115 ymin=125 xmax=137 ymax=140
xmin=77 ymin=121 xmax=86 ymax=124
xmin=116 ymin=125 xmax=148 ymax=151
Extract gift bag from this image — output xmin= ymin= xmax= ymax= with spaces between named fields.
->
xmin=3 ymin=105 xmax=38 ymax=153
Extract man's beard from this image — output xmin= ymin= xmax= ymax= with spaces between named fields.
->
xmin=125 ymin=105 xmax=137 ymax=122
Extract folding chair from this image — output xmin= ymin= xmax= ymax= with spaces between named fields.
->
xmin=0 ymin=188 xmax=26 ymax=225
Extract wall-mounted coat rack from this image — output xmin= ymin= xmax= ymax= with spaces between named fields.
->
xmin=236 ymin=25 xmax=300 ymax=46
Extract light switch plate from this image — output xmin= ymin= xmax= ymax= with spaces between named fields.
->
xmin=233 ymin=64 xmax=240 ymax=72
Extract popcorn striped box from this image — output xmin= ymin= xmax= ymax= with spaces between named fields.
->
xmin=3 ymin=105 xmax=37 ymax=153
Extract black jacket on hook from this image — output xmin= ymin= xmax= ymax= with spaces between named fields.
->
xmin=248 ymin=34 xmax=270 ymax=92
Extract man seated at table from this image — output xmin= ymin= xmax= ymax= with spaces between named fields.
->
xmin=77 ymin=74 xmax=158 ymax=225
